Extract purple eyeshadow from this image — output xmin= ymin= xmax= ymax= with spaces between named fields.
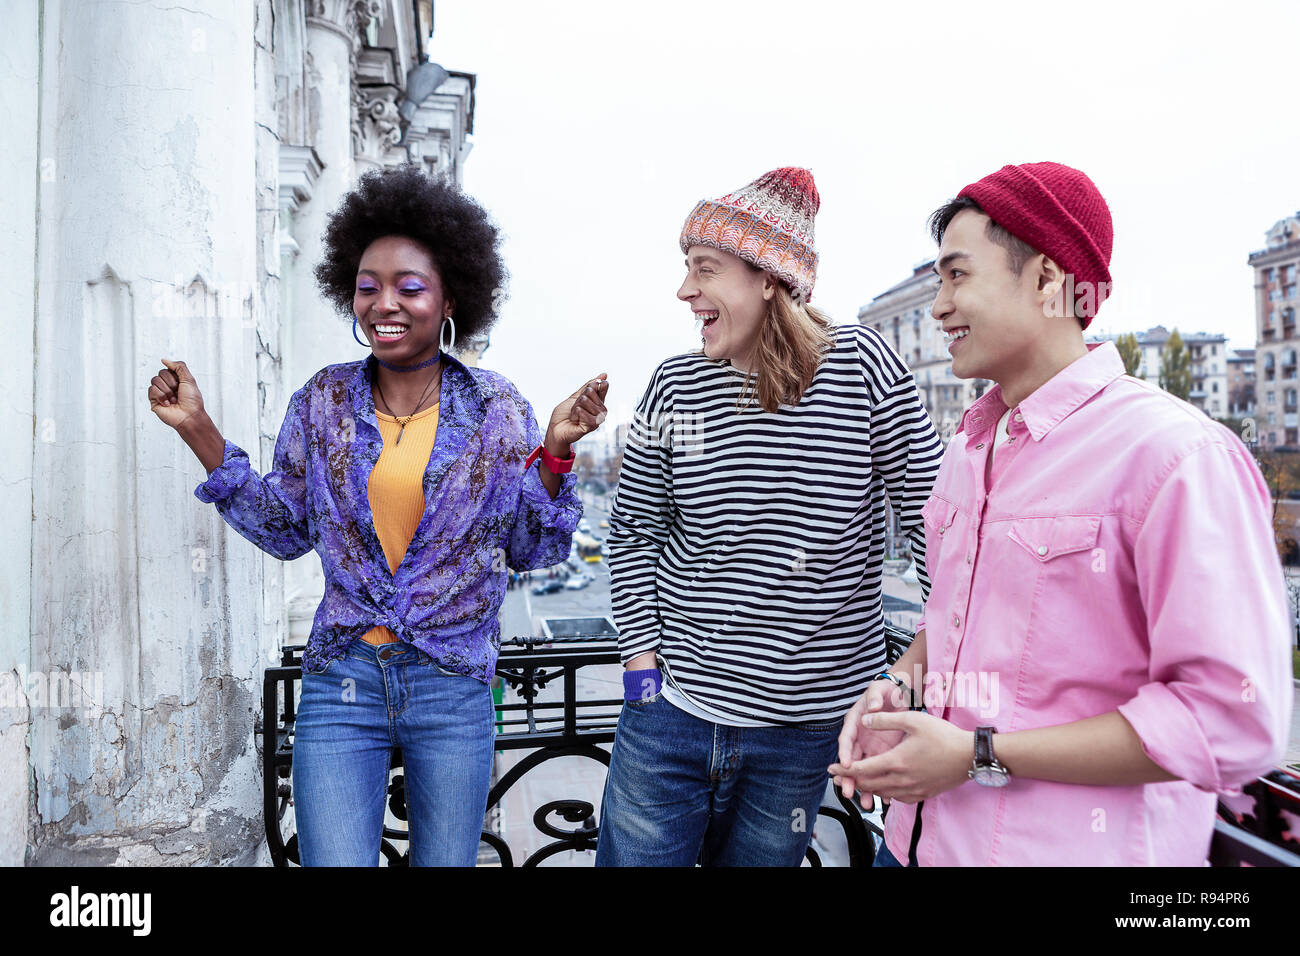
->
xmin=356 ymin=282 xmax=424 ymax=293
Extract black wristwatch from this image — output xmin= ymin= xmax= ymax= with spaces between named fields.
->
xmin=969 ymin=726 xmax=1010 ymax=787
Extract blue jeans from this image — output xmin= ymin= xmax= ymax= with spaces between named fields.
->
xmin=594 ymin=692 xmax=841 ymax=866
xmin=872 ymin=837 xmax=917 ymax=867
xmin=291 ymin=639 xmax=495 ymax=866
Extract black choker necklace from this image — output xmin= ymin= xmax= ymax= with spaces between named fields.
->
xmin=373 ymin=352 xmax=441 ymax=372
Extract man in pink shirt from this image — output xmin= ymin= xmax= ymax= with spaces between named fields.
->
xmin=829 ymin=161 xmax=1294 ymax=866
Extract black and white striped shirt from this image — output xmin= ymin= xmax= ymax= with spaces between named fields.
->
xmin=608 ymin=323 xmax=942 ymax=723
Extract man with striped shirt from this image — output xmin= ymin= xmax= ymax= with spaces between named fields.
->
xmin=594 ymin=168 xmax=943 ymax=866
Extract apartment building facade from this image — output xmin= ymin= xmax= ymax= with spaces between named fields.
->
xmin=1226 ymin=348 xmax=1257 ymax=418
xmin=1251 ymin=213 xmax=1300 ymax=449
xmin=1093 ymin=326 xmax=1230 ymax=419
xmin=857 ymin=259 xmax=987 ymax=444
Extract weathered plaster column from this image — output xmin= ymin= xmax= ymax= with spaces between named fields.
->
xmin=0 ymin=0 xmax=41 ymax=869
xmin=27 ymin=0 xmax=266 ymax=864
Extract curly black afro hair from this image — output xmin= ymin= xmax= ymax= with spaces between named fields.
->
xmin=314 ymin=164 xmax=508 ymax=344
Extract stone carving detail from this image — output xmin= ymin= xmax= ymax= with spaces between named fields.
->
xmin=351 ymin=86 xmax=404 ymax=165
xmin=307 ymin=0 xmax=384 ymax=56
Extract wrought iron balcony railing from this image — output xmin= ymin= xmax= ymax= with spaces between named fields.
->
xmin=258 ymin=624 xmax=1299 ymax=867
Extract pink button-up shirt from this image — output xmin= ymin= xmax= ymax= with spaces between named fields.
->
xmin=883 ymin=341 xmax=1294 ymax=866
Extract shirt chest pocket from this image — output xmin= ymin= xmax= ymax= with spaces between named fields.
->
xmin=921 ymin=497 xmax=959 ymax=536
xmin=1005 ymin=515 xmax=1101 ymax=563
xmin=1001 ymin=514 xmax=1109 ymax=682
xmin=920 ymin=497 xmax=965 ymax=596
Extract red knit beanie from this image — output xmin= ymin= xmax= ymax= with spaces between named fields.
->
xmin=957 ymin=162 xmax=1113 ymax=327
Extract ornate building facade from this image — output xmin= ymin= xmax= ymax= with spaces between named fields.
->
xmin=1 ymin=0 xmax=476 ymax=865
xmin=1250 ymin=213 xmax=1300 ymax=449
xmin=857 ymin=260 xmax=987 ymax=444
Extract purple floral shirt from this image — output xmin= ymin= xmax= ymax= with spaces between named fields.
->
xmin=194 ymin=351 xmax=581 ymax=682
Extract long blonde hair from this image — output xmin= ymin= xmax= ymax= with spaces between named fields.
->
xmin=723 ymin=280 xmax=836 ymax=413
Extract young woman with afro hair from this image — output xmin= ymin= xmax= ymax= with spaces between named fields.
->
xmin=148 ymin=164 xmax=609 ymax=866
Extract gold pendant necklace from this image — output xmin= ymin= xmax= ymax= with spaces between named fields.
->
xmin=375 ymin=365 xmax=440 ymax=446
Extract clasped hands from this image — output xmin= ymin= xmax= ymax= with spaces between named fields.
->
xmin=828 ymin=678 xmax=976 ymax=808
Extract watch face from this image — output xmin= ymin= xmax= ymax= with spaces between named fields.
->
xmin=971 ymin=767 xmax=1010 ymax=787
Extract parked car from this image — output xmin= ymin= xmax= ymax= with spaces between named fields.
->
xmin=599 ymin=519 xmax=610 ymax=529
xmin=531 ymin=580 xmax=563 ymax=596
xmin=564 ymin=574 xmax=591 ymax=591
xmin=577 ymin=519 xmax=592 ymax=533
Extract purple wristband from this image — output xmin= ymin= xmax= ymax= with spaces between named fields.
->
xmin=623 ymin=668 xmax=662 ymax=703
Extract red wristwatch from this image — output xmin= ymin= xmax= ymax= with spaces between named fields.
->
xmin=524 ymin=443 xmax=575 ymax=474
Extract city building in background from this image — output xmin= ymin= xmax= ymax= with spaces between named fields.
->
xmin=857 ymin=259 xmax=988 ymax=444
xmin=1089 ymin=326 xmax=1230 ymax=419
xmin=1227 ymin=348 xmax=1257 ymax=418
xmin=856 ymin=260 xmax=985 ymax=560
xmin=1186 ymin=333 xmax=1229 ymax=418
xmin=1251 ymin=212 xmax=1300 ymax=449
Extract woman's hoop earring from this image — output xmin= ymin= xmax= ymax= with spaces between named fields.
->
xmin=440 ymin=314 xmax=456 ymax=353
xmin=352 ymin=316 xmax=371 ymax=349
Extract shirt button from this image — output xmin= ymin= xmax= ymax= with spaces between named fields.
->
xmin=966 ymin=554 xmax=972 ymax=564
xmin=1014 ymin=413 xmax=1023 ymax=422
xmin=975 ymin=442 xmax=985 ymax=449
xmin=952 ymin=614 xmax=960 ymax=628
xmin=1037 ymin=545 xmax=1048 ymax=556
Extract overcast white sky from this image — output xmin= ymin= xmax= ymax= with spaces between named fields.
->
xmin=430 ymin=0 xmax=1300 ymax=433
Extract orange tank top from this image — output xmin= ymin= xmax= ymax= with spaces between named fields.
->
xmin=360 ymin=401 xmax=439 ymax=645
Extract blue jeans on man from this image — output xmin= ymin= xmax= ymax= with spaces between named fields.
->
xmin=594 ymin=690 xmax=841 ymax=866
xmin=872 ymin=836 xmax=918 ymax=867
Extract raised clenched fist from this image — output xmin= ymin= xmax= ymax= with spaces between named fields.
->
xmin=148 ymin=358 xmax=206 ymax=431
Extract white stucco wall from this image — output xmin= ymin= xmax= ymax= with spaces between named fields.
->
xmin=24 ymin=0 xmax=266 ymax=865
xmin=4 ymin=0 xmax=471 ymax=866
xmin=0 ymin=0 xmax=41 ymax=869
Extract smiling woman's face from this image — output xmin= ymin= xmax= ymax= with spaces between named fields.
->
xmin=353 ymin=235 xmax=453 ymax=363
xmin=677 ymin=245 xmax=774 ymax=371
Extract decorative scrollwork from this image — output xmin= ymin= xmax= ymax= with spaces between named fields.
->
xmin=478 ymin=744 xmax=612 ymax=868
xmin=263 ymin=637 xmax=1300 ymax=867
xmin=532 ymin=800 xmax=599 ymax=841
xmin=811 ymin=790 xmax=881 ymax=868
